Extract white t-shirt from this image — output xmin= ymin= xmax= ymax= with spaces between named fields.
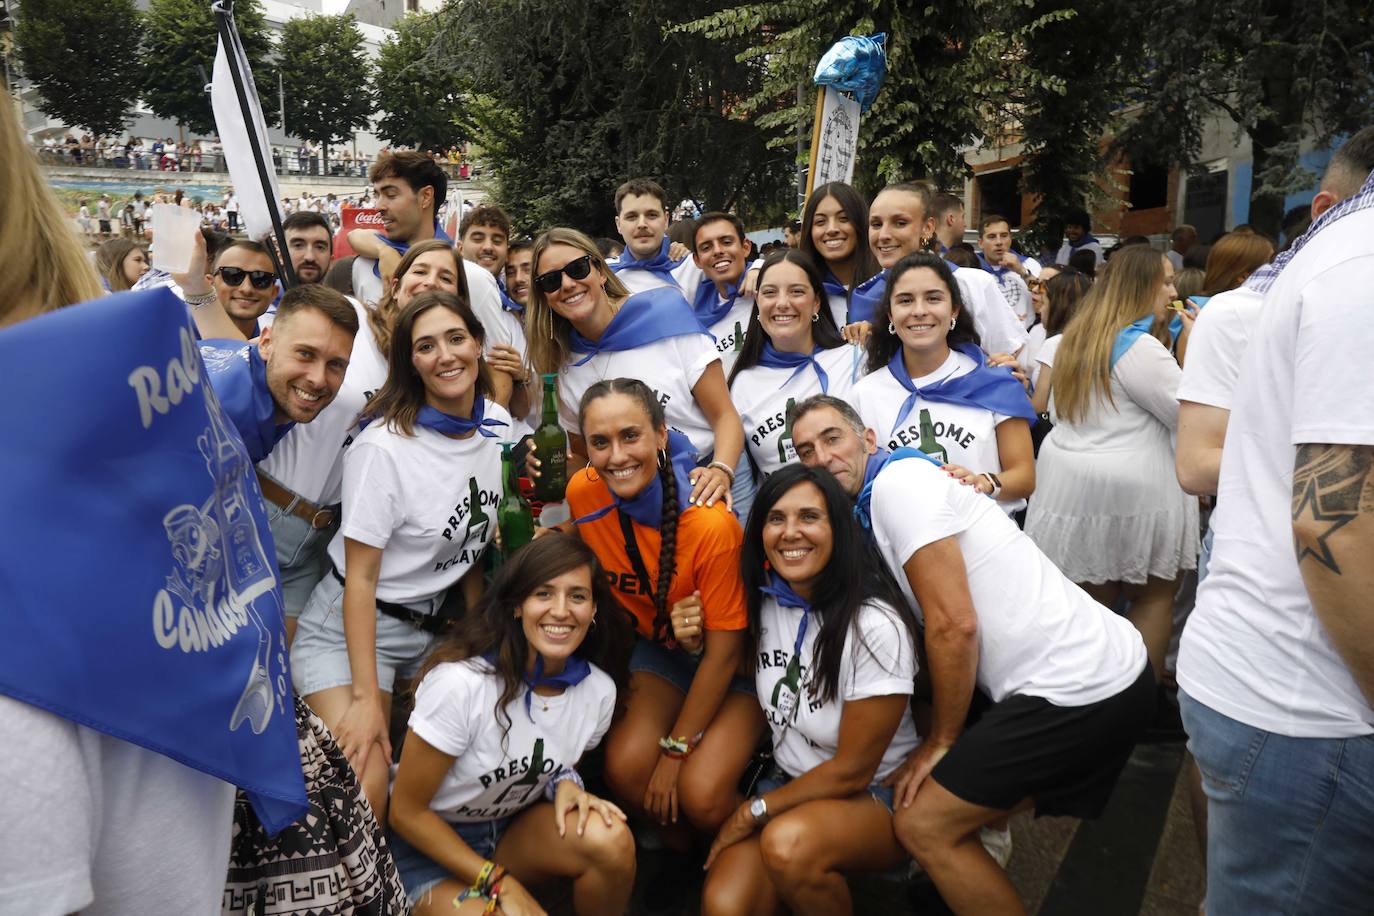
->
xmin=406 ymin=658 xmax=615 ymax=822
xmin=0 ymin=697 xmax=235 ymax=916
xmin=732 ymin=344 xmax=865 ymax=477
xmin=258 ymin=296 xmax=387 ymax=505
xmin=1178 ymin=208 xmax=1374 ymax=738
xmin=987 ymin=268 xmax=1034 ymax=327
xmin=952 ymin=265 xmax=1029 ymax=357
xmin=1055 ymin=240 xmax=1105 ymax=266
xmin=328 ymin=404 xmax=509 ymax=605
xmin=854 ymin=348 xmax=1025 ymax=513
xmin=560 ymin=334 xmax=720 ymax=455
xmin=1175 ymin=287 xmax=1265 ymax=411
xmin=1020 ymin=323 xmax=1048 ymax=387
xmin=870 ymin=456 xmax=1147 ymax=705
xmin=703 ymin=296 xmax=756 ymax=378
xmin=756 ymin=597 xmax=920 ymax=781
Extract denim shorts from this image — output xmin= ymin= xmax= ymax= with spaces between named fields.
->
xmin=265 ymin=502 xmax=337 ymax=619
xmin=389 ymin=817 xmax=513 ymax=905
xmin=756 ymin=766 xmax=896 ymax=812
xmin=1180 ymin=689 xmax=1374 ymax=915
xmin=289 ymin=573 xmax=438 ymax=696
xmin=629 ymin=637 xmax=756 ymax=697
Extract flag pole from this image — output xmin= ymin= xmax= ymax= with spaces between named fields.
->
xmin=211 ymin=0 xmax=296 ymax=288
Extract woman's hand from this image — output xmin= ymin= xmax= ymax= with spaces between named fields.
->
xmin=987 ymin=352 xmax=1030 ymax=390
xmin=333 ymin=694 xmax=392 ymax=778
xmin=553 ymin=781 xmax=626 ymax=838
xmin=687 ymin=465 xmax=732 ymax=510
xmin=737 ymin=264 xmax=762 ymax=299
xmin=487 ymin=344 xmax=528 ymax=384
xmin=643 ymin=755 xmax=683 ymax=825
xmin=942 ymin=464 xmax=993 ymax=495
xmin=667 ymin=241 xmax=691 ymax=262
xmin=841 ymin=320 xmax=872 ymax=347
xmin=670 ymin=591 xmax=705 ymax=654
xmin=488 ymin=876 xmax=545 ymax=916
xmin=704 ymin=800 xmax=760 ymax=869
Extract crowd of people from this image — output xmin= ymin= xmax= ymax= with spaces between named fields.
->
xmin=4 ymin=81 xmax=1374 ymax=916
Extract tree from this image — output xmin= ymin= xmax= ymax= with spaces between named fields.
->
xmin=435 ymin=0 xmax=794 ymax=235
xmin=1111 ymin=0 xmax=1374 ymax=238
xmin=14 ymin=0 xmax=143 ymax=136
xmin=277 ymin=13 xmax=373 ymax=163
xmin=142 ymin=0 xmax=276 ymax=137
xmin=374 ymin=11 xmax=473 ymax=152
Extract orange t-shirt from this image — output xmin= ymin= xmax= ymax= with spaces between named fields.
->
xmin=567 ymin=468 xmax=748 ymax=640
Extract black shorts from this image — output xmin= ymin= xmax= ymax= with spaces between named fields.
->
xmin=931 ymin=662 xmax=1155 ymax=819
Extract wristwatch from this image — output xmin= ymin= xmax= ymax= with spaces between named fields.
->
xmin=749 ymin=796 xmax=768 ymax=822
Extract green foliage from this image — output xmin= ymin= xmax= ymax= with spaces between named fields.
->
xmin=374 ymin=11 xmax=474 ymax=152
xmin=1111 ymin=0 xmax=1374 ymax=236
xmin=14 ymin=0 xmax=143 ymax=136
xmin=277 ymin=13 xmax=374 ymax=156
xmin=141 ymin=0 xmax=276 ymax=136
xmin=433 ymin=0 xmax=794 ymax=235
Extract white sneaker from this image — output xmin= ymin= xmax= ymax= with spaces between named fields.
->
xmin=979 ymin=826 xmax=1013 ymax=868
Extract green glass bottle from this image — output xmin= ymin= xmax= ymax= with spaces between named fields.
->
xmin=777 ymin=396 xmax=797 ymax=464
xmin=497 ymin=442 xmax=534 ymax=556
xmin=532 ymin=373 xmax=569 ymax=502
xmin=917 ymin=408 xmax=949 ymax=463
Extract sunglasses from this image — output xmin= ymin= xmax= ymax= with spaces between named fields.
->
xmin=215 ymin=266 xmax=277 ymax=290
xmin=533 ymin=255 xmax=594 ymax=294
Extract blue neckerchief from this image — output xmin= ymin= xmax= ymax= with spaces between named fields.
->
xmin=497 ymin=274 xmax=524 ymax=315
xmin=573 ymin=430 xmax=696 ymax=529
xmin=199 ymin=339 xmax=294 ymax=462
xmin=568 ymin=287 xmax=708 ymax=367
xmin=483 ymin=652 xmax=592 ymax=722
xmin=848 ymin=271 xmax=887 ymax=324
xmin=859 ymin=447 xmax=891 ymax=494
xmin=1247 ymin=169 xmax=1374 ymax=294
xmin=0 ymin=288 xmax=307 ymax=834
xmin=1167 ymin=295 xmax=1211 ymax=342
xmin=758 ymin=341 xmax=832 ymax=394
xmin=370 ymin=221 xmax=453 ymax=278
xmin=415 ymin=399 xmax=507 ymax=438
xmin=610 ymin=238 xmax=684 ymax=286
xmin=693 ymin=277 xmax=740 ymax=327
xmin=1111 ymin=315 xmax=1156 ymax=368
xmin=884 ymin=342 xmax=1037 ymax=435
xmin=854 ymin=447 xmax=943 ymax=530
xmin=976 ymin=252 xmax=1017 ymax=286
xmin=1067 ymin=233 xmax=1100 ymax=250
xmin=759 ymin=571 xmax=812 ymax=680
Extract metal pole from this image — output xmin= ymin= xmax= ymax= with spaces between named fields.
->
xmin=278 ymin=71 xmax=286 ymax=139
xmin=211 ymin=0 xmax=296 ymax=288
xmin=795 ymin=82 xmax=806 ymax=211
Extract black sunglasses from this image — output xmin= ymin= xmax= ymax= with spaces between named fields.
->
xmin=533 ymin=255 xmax=594 ymax=294
xmin=215 ymin=266 xmax=277 ymax=290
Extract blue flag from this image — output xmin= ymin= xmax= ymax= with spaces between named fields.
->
xmin=0 ymin=288 xmax=308 ymax=834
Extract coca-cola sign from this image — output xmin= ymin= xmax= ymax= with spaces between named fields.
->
xmin=334 ymin=208 xmax=385 ymax=257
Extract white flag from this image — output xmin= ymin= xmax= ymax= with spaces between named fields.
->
xmin=211 ymin=31 xmax=282 ymax=242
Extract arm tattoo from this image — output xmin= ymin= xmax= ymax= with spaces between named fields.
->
xmin=1292 ymin=444 xmax=1374 ymax=574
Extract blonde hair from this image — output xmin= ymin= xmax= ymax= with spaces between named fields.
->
xmin=0 ymin=100 xmax=102 ymax=328
xmin=525 ymin=227 xmax=629 ymax=375
xmin=366 ymin=239 xmax=466 ymax=356
xmin=1052 ymin=246 xmax=1168 ymax=424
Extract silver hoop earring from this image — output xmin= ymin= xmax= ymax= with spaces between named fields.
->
xmin=657 ymin=448 xmax=668 ymax=469
xmin=888 ymin=322 xmax=896 ymax=334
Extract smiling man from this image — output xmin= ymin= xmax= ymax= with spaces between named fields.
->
xmin=690 ymin=211 xmax=756 ymax=374
xmin=610 ymin=178 xmax=699 ymax=296
xmin=458 ymin=204 xmax=511 ymax=278
xmin=351 ymin=151 xmax=451 ymax=306
xmin=210 ymin=241 xmax=280 ymax=339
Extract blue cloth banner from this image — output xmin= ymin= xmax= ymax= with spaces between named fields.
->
xmin=568 ymin=287 xmax=708 ymax=367
xmin=199 ymin=339 xmax=293 ymax=462
xmin=813 ymin=33 xmax=888 ymax=112
xmin=885 ymin=342 xmax=1037 ymax=435
xmin=0 ymin=288 xmax=307 ymax=834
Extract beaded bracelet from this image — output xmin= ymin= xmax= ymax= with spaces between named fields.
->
xmin=707 ymin=460 xmax=736 ymax=482
xmin=658 ymin=730 xmax=705 ymax=759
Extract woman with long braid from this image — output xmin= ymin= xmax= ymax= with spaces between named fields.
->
xmin=563 ymin=379 xmax=763 ymax=845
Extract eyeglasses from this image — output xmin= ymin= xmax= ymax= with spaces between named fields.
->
xmin=215 ymin=266 xmax=276 ymax=289
xmin=533 ymin=255 xmax=593 ymax=294
xmin=1026 ymin=278 xmax=1045 ymax=292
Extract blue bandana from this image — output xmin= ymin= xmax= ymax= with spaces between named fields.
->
xmin=497 ymin=274 xmax=524 ymax=316
xmin=199 ymin=339 xmax=294 ymax=462
xmin=569 ymin=287 xmax=708 ymax=367
xmin=759 ymin=571 xmax=813 ymax=672
xmin=884 ymin=342 xmax=1037 ymax=436
xmin=0 ymin=288 xmax=307 ymax=834
xmin=822 ymin=269 xmax=887 ymax=325
xmin=855 ymin=447 xmax=943 ymax=530
xmin=1111 ymin=315 xmax=1156 ymax=368
xmin=611 ymin=238 xmax=685 ymax=286
xmin=485 ymin=652 xmax=593 ymax=721
xmin=693 ymin=277 xmax=741 ymax=328
xmin=573 ymin=430 xmax=697 ymax=529
xmin=370 ymin=221 xmax=454 ymax=278
xmin=415 ymin=399 xmax=507 ymax=438
xmin=859 ymin=446 xmax=891 ymax=494
xmin=759 ymin=341 xmax=832 ymax=394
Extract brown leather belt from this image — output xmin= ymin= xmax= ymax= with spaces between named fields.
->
xmin=256 ymin=471 xmax=337 ymax=530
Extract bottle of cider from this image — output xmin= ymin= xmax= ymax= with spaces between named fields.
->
xmin=532 ymin=373 xmax=568 ymax=502
xmin=497 ymin=442 xmax=534 ymax=556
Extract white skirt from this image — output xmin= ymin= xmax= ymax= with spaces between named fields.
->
xmin=1025 ymin=434 xmax=1199 ymax=585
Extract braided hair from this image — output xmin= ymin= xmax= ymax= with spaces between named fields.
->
xmin=578 ymin=377 xmax=681 ymax=642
